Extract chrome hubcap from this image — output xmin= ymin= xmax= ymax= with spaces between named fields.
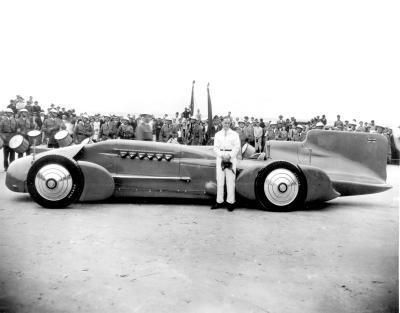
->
xmin=264 ymin=168 xmax=299 ymax=206
xmin=35 ymin=164 xmax=73 ymax=201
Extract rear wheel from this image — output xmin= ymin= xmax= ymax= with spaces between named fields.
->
xmin=27 ymin=155 xmax=84 ymax=208
xmin=255 ymin=161 xmax=307 ymax=211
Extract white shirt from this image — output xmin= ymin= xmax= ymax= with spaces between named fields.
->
xmin=254 ymin=126 xmax=263 ymax=139
xmin=213 ymin=128 xmax=241 ymax=159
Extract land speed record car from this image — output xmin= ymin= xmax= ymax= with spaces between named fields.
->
xmin=5 ymin=130 xmax=391 ymax=211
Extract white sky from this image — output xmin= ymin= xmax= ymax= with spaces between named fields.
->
xmin=0 ymin=0 xmax=399 ymax=126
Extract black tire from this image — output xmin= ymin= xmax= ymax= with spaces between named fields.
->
xmin=27 ymin=155 xmax=84 ymax=208
xmin=254 ymin=161 xmax=307 ymax=211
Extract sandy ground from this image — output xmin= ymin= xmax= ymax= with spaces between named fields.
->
xmin=0 ymin=159 xmax=398 ymax=313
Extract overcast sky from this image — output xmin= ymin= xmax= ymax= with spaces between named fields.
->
xmin=0 ymin=0 xmax=399 ymax=126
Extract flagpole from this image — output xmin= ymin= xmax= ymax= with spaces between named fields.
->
xmin=207 ymin=82 xmax=212 ymax=139
xmin=190 ymin=80 xmax=195 ymax=116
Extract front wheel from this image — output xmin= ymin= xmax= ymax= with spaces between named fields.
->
xmin=27 ymin=155 xmax=84 ymax=208
xmin=254 ymin=161 xmax=307 ymax=211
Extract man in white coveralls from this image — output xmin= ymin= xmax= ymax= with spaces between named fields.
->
xmin=211 ymin=116 xmax=241 ymax=212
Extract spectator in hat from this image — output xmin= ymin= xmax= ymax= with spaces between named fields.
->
xmin=36 ymin=111 xmax=46 ymax=130
xmin=259 ymin=118 xmax=265 ymax=129
xmin=369 ymin=120 xmax=376 ymax=133
xmin=276 ymin=125 xmax=288 ymax=141
xmin=334 ymin=115 xmax=344 ymax=130
xmin=344 ymin=120 xmax=350 ymax=131
xmin=42 ymin=109 xmax=65 ymax=148
xmin=364 ymin=121 xmax=370 ymax=132
xmin=16 ymin=109 xmax=33 ymax=158
xmin=74 ymin=114 xmax=94 ymax=144
xmin=244 ymin=121 xmax=255 ymax=146
xmin=205 ymin=117 xmax=221 ymax=145
xmin=265 ymin=123 xmax=276 ymax=141
xmin=287 ymin=123 xmax=296 ymax=141
xmin=136 ymin=114 xmax=153 ymax=141
xmin=159 ymin=118 xmax=174 ymax=142
xmin=375 ymin=124 xmax=392 ymax=162
xmin=277 ymin=115 xmax=284 ymax=125
xmin=7 ymin=100 xmax=16 ymax=114
xmin=110 ymin=116 xmax=120 ymax=138
xmin=99 ymin=115 xmax=115 ymax=141
xmin=154 ymin=117 xmax=163 ymax=142
xmin=32 ymin=101 xmax=41 ymax=114
xmin=190 ymin=116 xmax=203 ymax=145
xmin=293 ymin=125 xmax=306 ymax=141
xmin=117 ymin=117 xmax=134 ymax=140
xmin=182 ymin=107 xmax=191 ymax=119
xmin=375 ymin=124 xmax=384 ymax=135
xmin=25 ymin=100 xmax=33 ymax=115
xmin=0 ymin=108 xmax=17 ymax=170
xmin=356 ymin=121 xmax=365 ymax=132
xmin=321 ymin=115 xmax=327 ymax=125
xmin=235 ymin=120 xmax=247 ymax=147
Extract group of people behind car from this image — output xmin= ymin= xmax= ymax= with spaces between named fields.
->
xmin=0 ymin=95 xmax=397 ymax=171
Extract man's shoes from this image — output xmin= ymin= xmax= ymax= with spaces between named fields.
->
xmin=227 ymin=202 xmax=236 ymax=212
xmin=210 ymin=202 xmax=224 ymax=210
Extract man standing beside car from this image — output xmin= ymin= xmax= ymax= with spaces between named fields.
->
xmin=211 ymin=116 xmax=241 ymax=212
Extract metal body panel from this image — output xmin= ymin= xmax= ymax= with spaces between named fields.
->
xmin=298 ymin=164 xmax=340 ymax=202
xmin=235 ymin=160 xmax=268 ymax=200
xmin=78 ymin=161 xmax=115 ymax=201
xmin=5 ymin=131 xmax=392 ymax=206
xmin=5 ymin=144 xmax=85 ymax=193
xmin=303 ymin=130 xmax=388 ymax=182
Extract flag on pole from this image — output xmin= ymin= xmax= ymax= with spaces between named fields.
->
xmin=190 ymin=80 xmax=195 ymax=115
xmin=207 ymin=82 xmax=212 ymax=138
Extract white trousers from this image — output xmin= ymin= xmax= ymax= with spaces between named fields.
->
xmin=216 ymin=158 xmax=236 ymax=204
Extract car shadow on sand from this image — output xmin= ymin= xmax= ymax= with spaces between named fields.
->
xmin=10 ymin=192 xmax=382 ymax=213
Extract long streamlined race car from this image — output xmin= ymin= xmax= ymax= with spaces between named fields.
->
xmin=5 ymin=130 xmax=391 ymax=211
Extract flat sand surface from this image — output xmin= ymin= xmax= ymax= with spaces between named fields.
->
xmin=0 ymin=163 xmax=398 ymax=313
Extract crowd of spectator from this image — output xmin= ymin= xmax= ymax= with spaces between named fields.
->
xmin=0 ymin=95 xmax=397 ymax=170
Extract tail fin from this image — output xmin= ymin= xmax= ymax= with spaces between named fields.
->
xmin=304 ymin=130 xmax=388 ymax=182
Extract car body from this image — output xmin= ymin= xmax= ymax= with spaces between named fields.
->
xmin=5 ymin=130 xmax=391 ymax=211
